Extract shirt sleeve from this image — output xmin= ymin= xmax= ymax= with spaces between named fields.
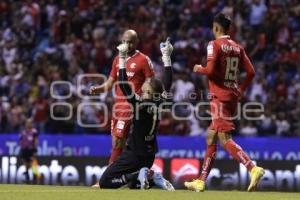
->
xmin=143 ymin=56 xmax=155 ymax=78
xmin=239 ymin=47 xmax=256 ymax=92
xmin=109 ymin=57 xmax=118 ymax=80
xmin=195 ymin=41 xmax=218 ymax=76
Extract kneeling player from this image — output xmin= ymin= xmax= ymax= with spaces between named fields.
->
xmin=97 ymin=39 xmax=174 ymax=190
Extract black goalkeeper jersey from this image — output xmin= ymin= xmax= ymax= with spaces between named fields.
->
xmin=119 ymin=66 xmax=172 ymax=156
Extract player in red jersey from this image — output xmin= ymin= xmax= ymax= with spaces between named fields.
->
xmin=184 ymin=13 xmax=265 ymax=192
xmin=90 ymin=30 xmax=155 ymax=164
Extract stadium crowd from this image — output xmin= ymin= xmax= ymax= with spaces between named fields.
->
xmin=0 ymin=0 xmax=300 ymax=137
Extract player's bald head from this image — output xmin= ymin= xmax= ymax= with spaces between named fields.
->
xmin=122 ymin=29 xmax=139 ymax=55
xmin=122 ymin=29 xmax=138 ymax=42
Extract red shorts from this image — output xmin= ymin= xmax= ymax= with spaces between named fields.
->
xmin=208 ymin=98 xmax=237 ymax=132
xmin=111 ymin=116 xmax=132 ymax=138
xmin=111 ymin=102 xmax=133 ymax=138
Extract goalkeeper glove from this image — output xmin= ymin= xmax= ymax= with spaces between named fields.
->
xmin=117 ymin=43 xmax=129 ymax=69
xmin=160 ymin=37 xmax=173 ymax=67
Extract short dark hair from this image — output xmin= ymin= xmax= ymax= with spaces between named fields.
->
xmin=149 ymin=77 xmax=165 ymax=102
xmin=213 ymin=13 xmax=231 ymax=33
xmin=149 ymin=77 xmax=164 ymax=95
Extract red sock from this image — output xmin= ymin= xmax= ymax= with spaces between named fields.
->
xmin=199 ymin=144 xmax=217 ymax=181
xmin=108 ymin=148 xmax=123 ymax=164
xmin=224 ymin=140 xmax=255 ymax=172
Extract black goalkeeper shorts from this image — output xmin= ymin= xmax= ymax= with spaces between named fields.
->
xmin=19 ymin=148 xmax=37 ymax=162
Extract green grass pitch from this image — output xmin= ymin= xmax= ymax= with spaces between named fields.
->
xmin=0 ymin=184 xmax=299 ymax=200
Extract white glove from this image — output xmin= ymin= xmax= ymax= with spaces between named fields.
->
xmin=117 ymin=43 xmax=128 ymax=68
xmin=160 ymin=37 xmax=173 ymax=67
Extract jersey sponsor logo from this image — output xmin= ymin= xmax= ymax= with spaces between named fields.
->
xmin=116 ymin=72 xmax=135 ymax=77
xmin=126 ymin=72 xmax=135 ymax=77
xmin=221 ymin=44 xmax=240 ymax=53
xmin=111 ymin=178 xmax=124 ymax=183
xmin=116 ymin=120 xmax=125 ymax=130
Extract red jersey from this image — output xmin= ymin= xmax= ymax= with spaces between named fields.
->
xmin=110 ymin=50 xmax=155 ymax=118
xmin=195 ymin=35 xmax=255 ymax=101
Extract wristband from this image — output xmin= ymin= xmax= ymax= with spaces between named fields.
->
xmin=119 ymin=57 xmax=126 ymax=69
xmin=162 ymin=56 xmax=171 ymax=67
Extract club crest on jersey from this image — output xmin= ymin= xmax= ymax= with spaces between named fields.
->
xmin=221 ymin=44 xmax=240 ymax=53
xmin=130 ymin=63 xmax=136 ymax=69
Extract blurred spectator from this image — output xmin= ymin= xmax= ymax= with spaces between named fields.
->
xmin=0 ymin=0 xmax=299 ymax=137
xmin=275 ymin=112 xmax=291 ymax=136
xmin=172 ymin=74 xmax=195 ymax=103
xmin=32 ymin=94 xmax=48 ymax=134
xmin=249 ymin=0 xmax=267 ymax=28
xmin=240 ymin=121 xmax=258 ymax=137
xmin=259 ymin=110 xmax=276 ymax=136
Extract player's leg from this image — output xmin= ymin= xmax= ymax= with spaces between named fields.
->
xmin=219 ymin=132 xmax=255 ymax=170
xmin=31 ymin=157 xmax=41 ymax=184
xmin=29 ymin=148 xmax=40 ymax=184
xmin=99 ymin=149 xmax=143 ymax=189
xmin=109 ymin=119 xmax=131 ymax=164
xmin=126 ymin=156 xmax=174 ymax=191
xmin=20 ymin=149 xmax=31 ymax=184
xmin=184 ymin=129 xmax=218 ymax=192
xmin=126 ymin=155 xmax=155 ymax=190
xmin=199 ymin=130 xmax=218 ymax=181
xmin=23 ymin=160 xmax=31 ymax=184
xmin=91 ymin=120 xmax=127 ymax=187
xmin=218 ymin=131 xmax=265 ymax=191
xmin=109 ymin=135 xmax=126 ymax=164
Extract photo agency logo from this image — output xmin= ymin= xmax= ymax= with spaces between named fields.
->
xmin=50 ymin=74 xmax=265 ymax=127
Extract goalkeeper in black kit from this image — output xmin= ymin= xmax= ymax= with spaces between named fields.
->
xmin=96 ymin=38 xmax=174 ymax=191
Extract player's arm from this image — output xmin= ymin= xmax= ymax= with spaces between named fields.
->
xmin=117 ymin=43 xmax=138 ymax=104
xmin=193 ymin=41 xmax=218 ymax=76
xmin=239 ymin=48 xmax=256 ymax=93
xmin=160 ymin=38 xmax=173 ymax=92
xmin=143 ymin=55 xmax=155 ymax=80
xmin=89 ymin=57 xmax=118 ymax=94
xmin=89 ymin=77 xmax=115 ymax=94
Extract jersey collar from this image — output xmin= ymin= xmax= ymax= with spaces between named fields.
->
xmin=126 ymin=50 xmax=139 ymax=61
